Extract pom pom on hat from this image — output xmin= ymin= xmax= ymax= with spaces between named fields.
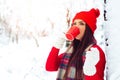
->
xmin=72 ymin=8 xmax=100 ymax=33
xmin=91 ymin=8 xmax=100 ymax=18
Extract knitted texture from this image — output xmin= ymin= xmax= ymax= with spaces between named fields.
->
xmin=72 ymin=8 xmax=100 ymax=33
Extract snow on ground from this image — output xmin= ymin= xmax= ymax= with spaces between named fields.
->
xmin=0 ymin=36 xmax=57 ymax=80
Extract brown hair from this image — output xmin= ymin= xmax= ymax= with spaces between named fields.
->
xmin=63 ymin=24 xmax=97 ymax=79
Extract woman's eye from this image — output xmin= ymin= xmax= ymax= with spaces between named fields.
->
xmin=79 ymin=22 xmax=85 ymax=25
xmin=72 ymin=23 xmax=76 ymax=25
xmin=72 ymin=22 xmax=85 ymax=26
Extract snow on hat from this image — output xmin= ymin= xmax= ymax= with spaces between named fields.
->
xmin=72 ymin=8 xmax=100 ymax=33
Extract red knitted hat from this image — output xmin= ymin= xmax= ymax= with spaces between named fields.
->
xmin=72 ymin=8 xmax=100 ymax=33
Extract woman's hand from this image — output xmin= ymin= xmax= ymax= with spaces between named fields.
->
xmin=83 ymin=48 xmax=100 ymax=76
xmin=53 ymin=32 xmax=66 ymax=49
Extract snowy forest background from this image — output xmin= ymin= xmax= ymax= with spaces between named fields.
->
xmin=0 ymin=0 xmax=120 ymax=80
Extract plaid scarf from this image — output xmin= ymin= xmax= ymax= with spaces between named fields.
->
xmin=56 ymin=52 xmax=86 ymax=80
xmin=56 ymin=44 xmax=94 ymax=80
xmin=57 ymin=52 xmax=75 ymax=80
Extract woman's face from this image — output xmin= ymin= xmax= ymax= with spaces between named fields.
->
xmin=72 ymin=19 xmax=86 ymax=40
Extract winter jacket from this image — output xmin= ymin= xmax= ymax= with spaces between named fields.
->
xmin=45 ymin=45 xmax=106 ymax=80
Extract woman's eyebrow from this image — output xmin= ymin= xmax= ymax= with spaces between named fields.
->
xmin=79 ymin=21 xmax=86 ymax=24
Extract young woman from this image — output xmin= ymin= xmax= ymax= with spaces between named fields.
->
xmin=45 ymin=8 xmax=106 ymax=80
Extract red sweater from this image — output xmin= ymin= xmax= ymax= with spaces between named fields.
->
xmin=45 ymin=45 xmax=106 ymax=80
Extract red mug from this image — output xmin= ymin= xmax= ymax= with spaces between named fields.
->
xmin=65 ymin=26 xmax=80 ymax=41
